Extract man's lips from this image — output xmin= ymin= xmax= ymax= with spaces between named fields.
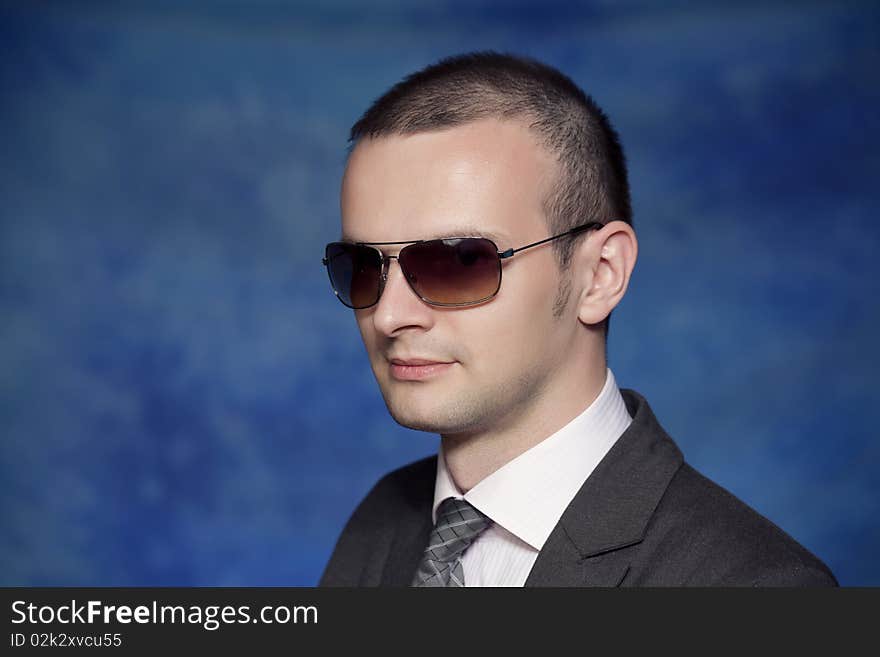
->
xmin=389 ymin=358 xmax=454 ymax=366
xmin=388 ymin=358 xmax=456 ymax=380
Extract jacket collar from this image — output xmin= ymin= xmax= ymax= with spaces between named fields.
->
xmin=525 ymin=389 xmax=683 ymax=586
xmin=381 ymin=464 xmax=436 ymax=586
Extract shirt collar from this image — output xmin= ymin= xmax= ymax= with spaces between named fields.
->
xmin=432 ymin=367 xmax=632 ymax=551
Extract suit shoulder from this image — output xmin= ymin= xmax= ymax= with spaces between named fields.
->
xmin=647 ymin=462 xmax=837 ymax=586
xmin=371 ymin=454 xmax=438 ymax=497
xmin=340 ymin=454 xmax=437 ymax=527
xmin=318 ymin=455 xmax=436 ymax=586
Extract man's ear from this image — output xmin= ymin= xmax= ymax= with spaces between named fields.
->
xmin=576 ymin=220 xmax=638 ymax=327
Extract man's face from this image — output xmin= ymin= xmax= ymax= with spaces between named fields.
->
xmin=340 ymin=118 xmax=583 ymax=437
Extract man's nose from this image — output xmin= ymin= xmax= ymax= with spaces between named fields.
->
xmin=370 ymin=257 xmax=434 ymax=336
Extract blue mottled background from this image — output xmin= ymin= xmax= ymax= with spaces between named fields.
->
xmin=1 ymin=0 xmax=878 ymax=585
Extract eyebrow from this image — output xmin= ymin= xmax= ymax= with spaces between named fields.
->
xmin=340 ymin=227 xmax=509 ymax=244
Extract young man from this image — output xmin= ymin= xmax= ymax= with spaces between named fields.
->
xmin=319 ymin=52 xmax=836 ymax=587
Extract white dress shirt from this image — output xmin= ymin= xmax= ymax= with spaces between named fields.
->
xmin=431 ymin=367 xmax=633 ymax=586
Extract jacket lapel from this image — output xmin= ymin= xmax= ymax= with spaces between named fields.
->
xmin=379 ymin=457 xmax=437 ymax=586
xmin=525 ymin=389 xmax=683 ymax=587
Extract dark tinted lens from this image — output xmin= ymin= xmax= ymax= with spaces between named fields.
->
xmin=324 ymin=242 xmax=382 ymax=308
xmin=398 ymin=238 xmax=500 ymax=305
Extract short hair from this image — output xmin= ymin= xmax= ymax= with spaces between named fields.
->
xmin=348 ymin=51 xmax=632 ymax=337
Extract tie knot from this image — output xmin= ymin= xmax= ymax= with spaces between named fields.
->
xmin=428 ymin=497 xmax=492 ymax=563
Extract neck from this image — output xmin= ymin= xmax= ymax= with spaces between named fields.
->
xmin=441 ymin=354 xmax=608 ymax=493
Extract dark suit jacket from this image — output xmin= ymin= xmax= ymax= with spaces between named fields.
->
xmin=320 ymin=389 xmax=837 ymax=586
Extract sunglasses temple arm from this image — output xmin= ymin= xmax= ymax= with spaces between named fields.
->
xmin=498 ymin=221 xmax=604 ymax=259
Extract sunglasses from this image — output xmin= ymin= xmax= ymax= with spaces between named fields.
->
xmin=322 ymin=220 xmax=605 ymax=309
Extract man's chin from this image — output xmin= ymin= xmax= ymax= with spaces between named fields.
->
xmin=380 ymin=395 xmax=435 ymax=430
xmin=382 ymin=392 xmax=491 ymax=435
xmin=388 ymin=413 xmax=443 ymax=433
xmin=380 ymin=396 xmax=449 ymax=434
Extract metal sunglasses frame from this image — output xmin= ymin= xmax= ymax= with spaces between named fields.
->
xmin=322 ymin=220 xmax=606 ymax=309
